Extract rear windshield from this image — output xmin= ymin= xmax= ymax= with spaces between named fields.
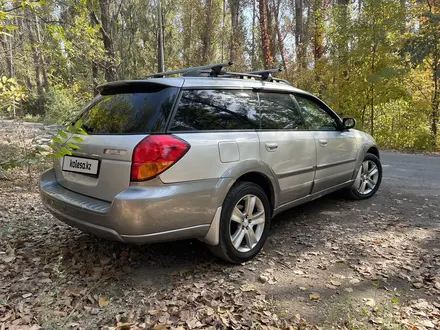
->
xmin=79 ymin=85 xmax=179 ymax=134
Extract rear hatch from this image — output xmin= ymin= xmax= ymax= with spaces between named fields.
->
xmin=54 ymin=80 xmax=182 ymax=202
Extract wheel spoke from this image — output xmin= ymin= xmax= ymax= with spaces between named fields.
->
xmin=362 ymin=161 xmax=369 ymax=174
xmin=232 ymin=228 xmax=245 ymax=249
xmin=359 ymin=180 xmax=367 ymax=194
xmin=368 ymin=168 xmax=378 ymax=178
xmin=231 ymin=206 xmax=244 ymax=223
xmin=249 ymin=210 xmax=264 ymax=220
xmin=251 ymin=214 xmax=265 ymax=225
xmin=366 ymin=179 xmax=376 ymax=189
xmin=245 ymin=195 xmax=256 ymax=217
xmin=245 ymin=228 xmax=258 ymax=248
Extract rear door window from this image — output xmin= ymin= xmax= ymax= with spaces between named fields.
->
xmin=258 ymin=92 xmax=306 ymax=130
xmin=170 ymin=89 xmax=260 ymax=131
xmin=80 ymin=85 xmax=179 ymax=134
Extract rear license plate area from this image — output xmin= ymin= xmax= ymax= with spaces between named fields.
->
xmin=62 ymin=156 xmax=100 ymax=177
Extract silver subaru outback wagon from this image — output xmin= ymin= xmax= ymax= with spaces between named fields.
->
xmin=39 ymin=63 xmax=382 ymax=263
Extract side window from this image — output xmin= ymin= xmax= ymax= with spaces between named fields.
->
xmin=294 ymin=94 xmax=340 ymax=131
xmin=170 ymin=89 xmax=259 ymax=131
xmin=258 ymin=92 xmax=306 ymax=130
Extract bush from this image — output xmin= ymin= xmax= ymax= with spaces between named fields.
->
xmin=22 ymin=88 xmax=81 ymax=124
xmin=374 ymin=100 xmax=434 ymax=151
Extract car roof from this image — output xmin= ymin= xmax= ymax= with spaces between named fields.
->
xmin=97 ymin=76 xmax=312 ymax=96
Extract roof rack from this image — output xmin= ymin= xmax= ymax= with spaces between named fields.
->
xmin=246 ymin=68 xmax=282 ymax=81
xmin=145 ymin=62 xmax=233 ymax=78
xmin=144 ymin=63 xmax=292 ymax=86
xmin=225 ymin=68 xmax=292 ymax=86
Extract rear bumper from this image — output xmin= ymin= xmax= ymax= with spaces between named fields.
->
xmin=39 ymin=169 xmax=232 ymax=244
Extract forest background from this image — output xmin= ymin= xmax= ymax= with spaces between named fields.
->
xmin=1 ymin=0 xmax=439 ymax=151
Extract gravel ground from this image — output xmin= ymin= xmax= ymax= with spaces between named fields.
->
xmin=1 ymin=123 xmax=440 ymax=330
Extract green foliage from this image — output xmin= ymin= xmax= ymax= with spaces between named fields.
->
xmin=1 ymin=0 xmax=440 ymax=151
xmin=0 ymin=76 xmax=26 ymax=113
xmin=401 ymin=2 xmax=440 ymax=149
xmin=0 ymin=0 xmax=42 ymax=35
xmin=22 ymin=88 xmax=81 ymax=124
xmin=403 ymin=4 xmax=440 ymax=67
xmin=374 ymin=99 xmax=433 ymax=150
xmin=0 ymin=120 xmax=87 ymax=171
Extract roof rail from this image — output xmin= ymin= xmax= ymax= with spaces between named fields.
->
xmin=222 ymin=72 xmax=266 ymax=79
xmin=146 ymin=62 xmax=233 ymax=78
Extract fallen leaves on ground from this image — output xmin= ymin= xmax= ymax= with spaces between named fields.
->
xmin=1 ymin=124 xmax=440 ymax=330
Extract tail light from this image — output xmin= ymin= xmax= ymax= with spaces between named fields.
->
xmin=131 ymin=135 xmax=190 ymax=181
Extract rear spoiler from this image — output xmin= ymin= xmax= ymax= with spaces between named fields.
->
xmin=96 ymin=79 xmax=184 ymax=94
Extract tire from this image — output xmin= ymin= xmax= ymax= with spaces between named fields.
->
xmin=346 ymin=153 xmax=382 ymax=200
xmin=208 ymin=181 xmax=271 ymax=264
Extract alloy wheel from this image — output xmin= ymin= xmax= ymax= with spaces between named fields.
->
xmin=229 ymin=194 xmax=265 ymax=253
xmin=355 ymin=160 xmax=379 ymax=195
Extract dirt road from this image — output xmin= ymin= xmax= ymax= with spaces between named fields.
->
xmin=1 ymin=149 xmax=439 ymax=329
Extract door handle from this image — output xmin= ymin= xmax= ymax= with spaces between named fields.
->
xmin=318 ymin=139 xmax=328 ymax=147
xmin=265 ymin=142 xmax=278 ymax=152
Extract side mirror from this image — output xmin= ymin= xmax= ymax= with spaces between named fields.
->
xmin=343 ymin=118 xmax=356 ymax=129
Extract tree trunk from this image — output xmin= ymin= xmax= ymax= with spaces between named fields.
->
xmin=251 ymin=0 xmax=256 ymax=69
xmin=89 ymin=12 xmax=99 ymax=94
xmin=157 ymin=0 xmax=165 ymax=73
xmin=1 ymin=35 xmax=14 ymax=78
xmin=221 ymin=0 xmax=226 ymax=62
xmin=26 ymin=11 xmax=43 ymax=99
xmin=295 ymin=0 xmax=307 ymax=69
xmin=182 ymin=1 xmax=192 ymax=66
xmin=99 ymin=0 xmax=117 ymax=82
xmin=202 ymin=0 xmax=213 ymax=63
xmin=229 ymin=0 xmax=240 ymax=63
xmin=267 ymin=1 xmax=276 ymax=61
xmin=272 ymin=0 xmax=287 ymax=72
xmin=34 ymin=14 xmax=49 ymax=91
xmin=312 ymin=0 xmax=325 ymax=67
xmin=92 ymin=62 xmax=99 ymax=95
xmin=336 ymin=0 xmax=349 ymax=56
xmin=259 ymin=0 xmax=272 ymax=68
xmin=303 ymin=1 xmax=312 ymax=67
xmin=295 ymin=0 xmax=304 ymax=68
xmin=399 ymin=0 xmax=406 ymax=33
xmin=1 ymin=34 xmax=15 ymax=116
xmin=370 ymin=43 xmax=377 ymax=137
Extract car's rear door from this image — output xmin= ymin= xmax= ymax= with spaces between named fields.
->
xmin=293 ymin=93 xmax=358 ymax=193
xmin=256 ymin=92 xmax=316 ymax=205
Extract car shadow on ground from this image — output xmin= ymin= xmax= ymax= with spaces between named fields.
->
xmin=22 ymin=185 xmax=439 ymax=325
xmin=51 ymin=195 xmax=344 ymax=289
